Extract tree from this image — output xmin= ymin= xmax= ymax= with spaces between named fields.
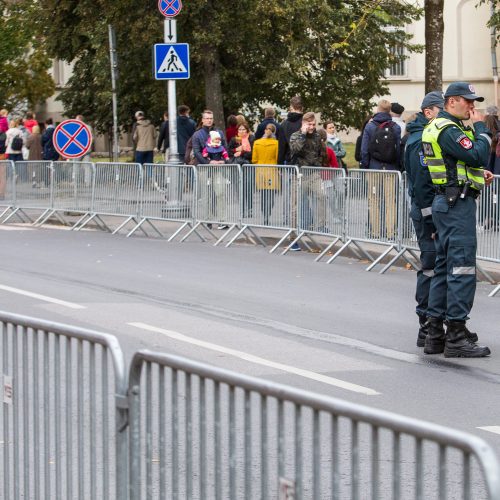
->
xmin=424 ymin=0 xmax=444 ymax=93
xmin=0 ymin=0 xmax=55 ymax=113
xmin=31 ymin=0 xmax=422 ymax=132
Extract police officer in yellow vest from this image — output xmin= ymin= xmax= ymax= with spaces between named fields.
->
xmin=421 ymin=82 xmax=494 ymax=358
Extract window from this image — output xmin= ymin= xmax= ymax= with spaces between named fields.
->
xmin=388 ymin=43 xmax=407 ymax=77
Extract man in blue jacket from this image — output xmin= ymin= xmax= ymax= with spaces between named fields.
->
xmin=404 ymin=91 xmax=444 ymax=346
xmin=361 ymin=99 xmax=401 ymax=239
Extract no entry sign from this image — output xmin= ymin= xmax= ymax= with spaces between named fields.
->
xmin=53 ymin=120 xmax=93 ymax=159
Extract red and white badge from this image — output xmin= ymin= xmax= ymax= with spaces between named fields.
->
xmin=459 ymin=136 xmax=473 ymax=150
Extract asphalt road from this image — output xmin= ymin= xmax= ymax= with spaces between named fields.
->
xmin=1 ymin=222 xmax=500 ymax=454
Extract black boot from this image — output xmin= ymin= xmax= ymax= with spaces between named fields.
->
xmin=444 ymin=320 xmax=479 ymax=343
xmin=444 ymin=321 xmax=491 ymax=358
xmin=423 ymin=317 xmax=445 ymax=354
xmin=416 ymin=314 xmax=428 ymax=347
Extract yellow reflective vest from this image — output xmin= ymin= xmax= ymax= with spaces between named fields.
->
xmin=421 ymin=118 xmax=485 ymax=191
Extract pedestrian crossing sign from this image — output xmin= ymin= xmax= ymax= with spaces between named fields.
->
xmin=154 ymin=43 xmax=190 ymax=80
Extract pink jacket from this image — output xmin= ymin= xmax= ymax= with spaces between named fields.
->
xmin=0 ymin=116 xmax=8 ymax=134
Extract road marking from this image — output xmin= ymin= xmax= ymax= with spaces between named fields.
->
xmin=0 ymin=225 xmax=34 ymax=231
xmin=129 ymin=322 xmax=380 ymax=396
xmin=478 ymin=426 xmax=500 ymax=435
xmin=0 ymin=285 xmax=86 ymax=309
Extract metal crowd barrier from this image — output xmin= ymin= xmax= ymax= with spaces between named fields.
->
xmin=74 ymin=162 xmax=143 ymax=234
xmin=178 ymin=164 xmax=241 ymax=246
xmin=3 ymin=161 xmax=53 ymax=225
xmin=227 ymin=165 xmax=299 ymax=249
xmin=35 ymin=161 xmax=95 ymax=226
xmin=1 ymin=312 xmax=500 ymax=499
xmin=127 ymin=349 xmax=500 ymax=500
xmin=0 ymin=160 xmax=15 ymax=221
xmin=1 ymin=161 xmax=499 ymax=292
xmin=0 ymin=312 xmax=128 ymax=500
xmin=134 ymin=163 xmax=196 ymax=240
xmin=292 ymin=166 xmax=346 ymax=257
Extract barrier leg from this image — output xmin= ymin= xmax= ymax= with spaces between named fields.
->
xmin=167 ymin=221 xmax=191 ymax=242
xmin=365 ymin=245 xmax=395 ymax=272
xmin=112 ymin=216 xmax=135 ymax=235
xmin=489 ymin=284 xmax=500 ymax=297
xmin=214 ymin=224 xmax=237 ymax=247
xmin=269 ymin=230 xmax=293 ymax=254
xmin=326 ymin=239 xmax=353 ymax=264
xmin=281 ymin=231 xmax=305 ymax=255
xmin=315 ymin=237 xmax=340 ymax=262
xmin=378 ymin=248 xmax=407 ymax=274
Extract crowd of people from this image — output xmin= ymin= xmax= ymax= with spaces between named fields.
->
xmin=0 ymin=110 xmax=69 ymax=165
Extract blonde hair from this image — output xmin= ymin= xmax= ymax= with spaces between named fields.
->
xmin=9 ymin=120 xmax=17 ymax=128
xmin=377 ymin=99 xmax=392 ymax=114
xmin=32 ymin=125 xmax=41 ymax=134
xmin=0 ymin=109 xmax=8 ymax=117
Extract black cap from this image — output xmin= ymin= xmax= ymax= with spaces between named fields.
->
xmin=391 ymin=102 xmax=405 ymax=115
xmin=444 ymin=82 xmax=484 ymax=102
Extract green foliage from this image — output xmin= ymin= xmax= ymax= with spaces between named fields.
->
xmin=0 ymin=0 xmax=55 ymax=112
xmin=481 ymin=0 xmax=500 ymax=39
xmin=30 ymin=0 xmax=422 ymax=132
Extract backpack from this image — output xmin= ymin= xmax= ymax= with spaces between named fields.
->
xmin=11 ymin=135 xmax=23 ymax=151
xmin=354 ymin=134 xmax=363 ymax=162
xmin=368 ymin=121 xmax=397 ymax=164
xmin=184 ymin=136 xmax=197 ymax=165
xmin=0 ymin=132 xmax=6 ymax=154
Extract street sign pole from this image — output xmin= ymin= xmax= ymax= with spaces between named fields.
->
xmin=165 ymin=19 xmax=180 ymax=164
xmin=108 ymin=25 xmax=120 ymax=162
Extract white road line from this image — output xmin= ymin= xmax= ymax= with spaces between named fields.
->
xmin=0 ymin=285 xmax=86 ymax=310
xmin=478 ymin=426 xmax=500 ymax=435
xmin=0 ymin=225 xmax=34 ymax=231
xmin=129 ymin=322 xmax=380 ymax=396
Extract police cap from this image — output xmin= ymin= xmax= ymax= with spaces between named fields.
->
xmin=444 ymin=82 xmax=484 ymax=102
xmin=421 ymin=91 xmax=444 ymax=110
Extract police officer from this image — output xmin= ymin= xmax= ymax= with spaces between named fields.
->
xmin=404 ymin=91 xmax=444 ymax=347
xmin=421 ymin=82 xmax=494 ymax=357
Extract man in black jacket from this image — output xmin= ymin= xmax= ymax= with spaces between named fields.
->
xmin=157 ymin=105 xmax=196 ymax=161
xmin=278 ymin=96 xmax=304 ymax=165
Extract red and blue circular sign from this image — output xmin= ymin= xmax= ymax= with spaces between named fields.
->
xmin=158 ymin=0 xmax=182 ymax=17
xmin=53 ymin=120 xmax=93 ymax=159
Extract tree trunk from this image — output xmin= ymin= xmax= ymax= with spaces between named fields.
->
xmin=425 ymin=0 xmax=444 ymax=93
xmin=203 ymin=44 xmax=225 ymax=130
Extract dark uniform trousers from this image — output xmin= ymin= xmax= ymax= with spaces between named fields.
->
xmin=427 ymin=194 xmax=477 ymax=321
xmin=409 ymin=201 xmax=436 ymax=316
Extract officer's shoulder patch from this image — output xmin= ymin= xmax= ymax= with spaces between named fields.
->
xmin=418 ymin=151 xmax=427 ymax=167
xmin=422 ymin=142 xmax=435 ymax=157
xmin=457 ymin=134 xmax=473 ymax=150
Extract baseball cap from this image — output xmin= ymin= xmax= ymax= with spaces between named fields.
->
xmin=135 ymin=110 xmax=144 ymax=119
xmin=444 ymin=82 xmax=484 ymax=102
xmin=391 ymin=102 xmax=405 ymax=115
xmin=421 ymin=90 xmax=444 ymax=110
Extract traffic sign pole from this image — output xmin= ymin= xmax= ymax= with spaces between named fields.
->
xmin=165 ymin=19 xmax=180 ymax=164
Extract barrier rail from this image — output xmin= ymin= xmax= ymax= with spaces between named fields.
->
xmin=1 ymin=312 xmax=500 ymax=499
xmin=0 ymin=312 xmax=127 ymax=500
xmin=127 ymin=349 xmax=500 ymax=500
xmin=74 ymin=162 xmax=143 ymax=234
xmin=1 ymin=162 xmax=499 ymax=292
